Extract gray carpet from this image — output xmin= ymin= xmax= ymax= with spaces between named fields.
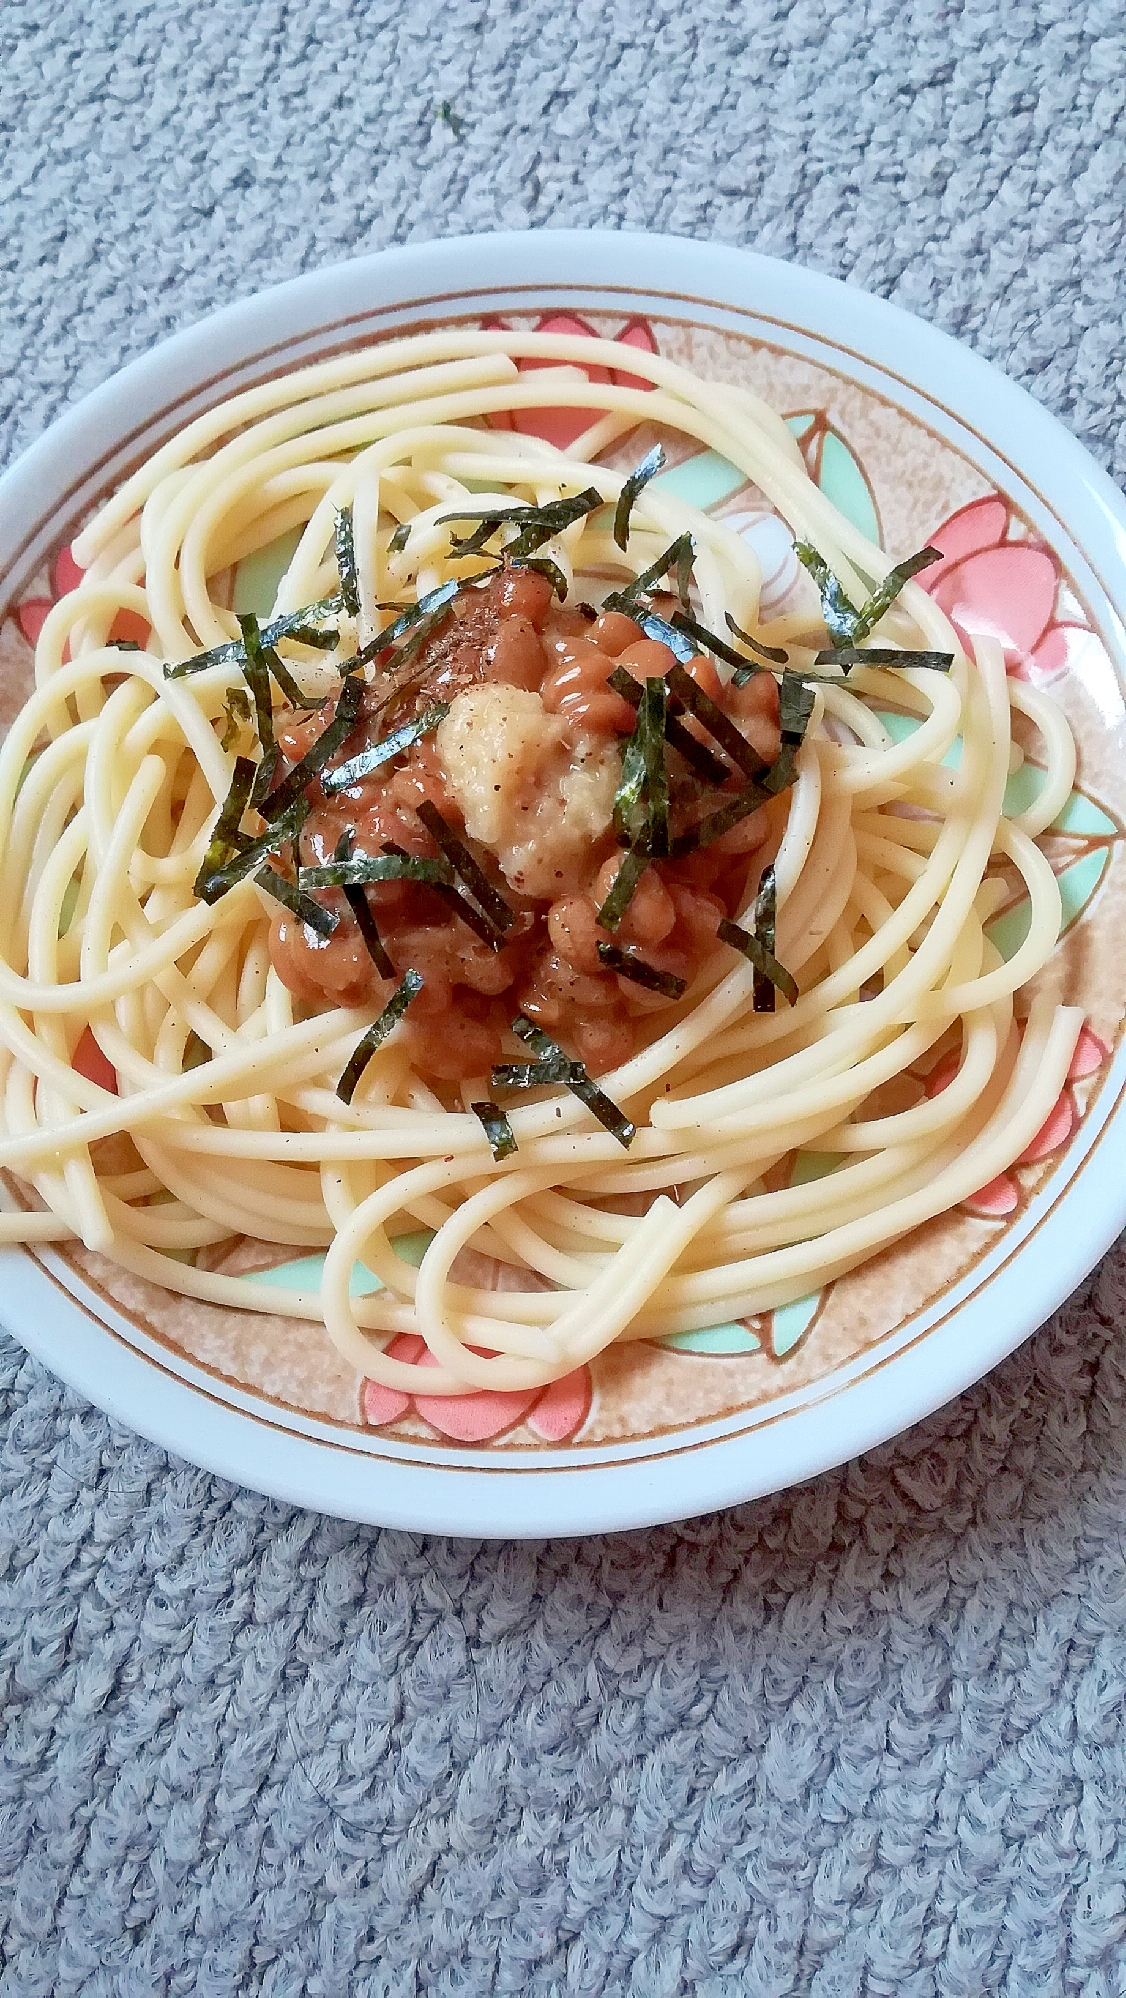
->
xmin=2 ymin=2 xmax=1126 ymax=1991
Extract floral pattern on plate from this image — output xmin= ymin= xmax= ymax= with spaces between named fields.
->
xmin=483 ymin=310 xmax=659 ymax=450
xmin=4 ymin=301 xmax=1123 ymax=1473
xmin=17 ymin=543 xmax=150 ymax=652
xmin=918 ymin=494 xmax=1082 ymax=683
xmin=362 ymin=1339 xmax=592 ymax=1445
xmin=920 ymin=1022 xmax=1111 ymax=1219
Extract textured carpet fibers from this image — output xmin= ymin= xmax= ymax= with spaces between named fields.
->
xmin=2 ymin=3 xmax=1126 ymax=1993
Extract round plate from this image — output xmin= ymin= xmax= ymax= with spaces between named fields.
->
xmin=3 ymin=230 xmax=1125 ymax=1536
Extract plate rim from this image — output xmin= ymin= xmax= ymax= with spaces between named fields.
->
xmin=2 ymin=227 xmax=1125 ymax=1535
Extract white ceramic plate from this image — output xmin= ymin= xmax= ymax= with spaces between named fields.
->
xmin=2 ymin=230 xmax=1125 ymax=1535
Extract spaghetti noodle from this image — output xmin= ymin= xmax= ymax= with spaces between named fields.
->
xmin=0 ymin=327 xmax=1082 ymax=1399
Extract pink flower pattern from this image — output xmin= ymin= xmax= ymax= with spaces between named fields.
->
xmin=918 ymin=494 xmax=1082 ymax=683
xmin=922 ymin=1023 xmax=1109 ymax=1219
xmin=16 ymin=542 xmax=150 ymax=654
xmin=482 ymin=311 xmax=659 ymax=449
xmin=362 ymin=1336 xmax=592 ymax=1444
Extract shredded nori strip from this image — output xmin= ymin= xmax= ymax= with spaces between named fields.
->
xmin=641 ymin=676 xmax=669 ymax=857
xmin=471 ymin=1100 xmax=518 ymax=1160
xmin=335 ymin=505 xmax=360 ymax=618
xmin=612 ymin=709 xmax=648 ymax=842
xmin=717 ymin=912 xmax=798 ymax=1006
xmin=254 ymin=865 xmax=338 ymax=940
xmin=761 ymin=751 xmax=796 ymax=799
xmin=849 ymin=546 xmax=943 ymax=642
xmin=259 ymin=673 xmax=365 ymax=824
xmin=333 ymin=832 xmax=394 ymax=977
xmin=508 ymin=1015 xmax=635 ymax=1148
xmin=794 ymin=542 xmax=861 ymax=644
xmin=320 ymin=701 xmax=450 ymax=794
xmin=236 ymin=613 xmax=276 ymax=799
xmin=795 ymin=542 xmax=943 ymax=648
xmin=511 ymin=490 xmax=604 ymax=548
xmin=596 ymin=943 xmax=687 ymax=999
xmin=336 ymin=971 xmax=424 ymax=1105
xmin=415 ymin=800 xmax=514 ymax=933
xmin=193 ymin=756 xmax=256 ymax=898
xmin=113 ymin=637 xmax=142 ymax=652
xmin=343 ymin=579 xmax=462 ymax=671
xmin=628 ymin=606 xmax=699 ymax=665
xmin=196 ymin=793 xmax=310 ymax=903
xmin=606 ymin=666 xmax=730 ymax=787
xmin=779 ymin=673 xmax=816 ymax=741
xmin=613 ymin=444 xmax=665 ymax=551
xmin=348 ymin=892 xmax=394 ymax=975
xmin=261 ymin=647 xmax=324 ymax=712
xmin=602 ymin=589 xmax=648 ymax=621
xmin=299 ymin=853 xmax=450 ymax=890
xmin=674 ymin=536 xmax=696 ymax=611
xmin=378 ymin=602 xmax=459 ymax=681
xmin=491 ymin=1058 xmax=588 ymax=1089
xmin=334 ymin=573 xmax=484 ymax=684
xmin=218 ymin=687 xmax=252 ymax=752
xmin=612 ymin=677 xmax=668 ymax=852
xmin=600 ymin=549 xmax=699 ymax=659
xmin=438 ymin=488 xmax=603 ymax=563
xmin=378 ymin=844 xmax=505 ymax=951
xmin=668 ymin=787 xmax=770 ymax=858
xmin=437 ymin=493 xmax=602 ymax=529
xmin=813 ymin=646 xmax=953 ymax=671
xmin=283 ymin=622 xmax=339 ymax=651
xmin=252 ymin=744 xmax=280 ymax=811
xmin=165 ymin=595 xmax=342 ymax=680
xmin=759 ymin=674 xmax=816 ymax=796
xmin=602 ymin=532 xmax=696 ymax=614
xmin=388 ymin=522 xmax=412 ymax=554
xmin=665 ymin=661 xmax=766 ymax=781
xmin=751 ymin=865 xmax=779 ymax=1012
xmin=234 ymin=608 xmax=326 ymax=786
xmin=595 ymin=846 xmax=650 ymax=931
xmin=510 ymin=555 xmax=568 ymax=601
xmin=670 ymin=610 xmax=751 ymax=674
xmin=270 ymin=596 xmax=343 ymax=641
xmin=725 ymin=612 xmax=789 ymax=669
xmin=420 ymin=883 xmax=504 ymax=950
xmin=167 ymin=641 xmax=249 ymax=681
xmin=446 ymin=516 xmax=507 ymax=560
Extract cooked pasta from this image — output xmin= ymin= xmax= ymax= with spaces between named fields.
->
xmin=0 ymin=326 xmax=1082 ymax=1397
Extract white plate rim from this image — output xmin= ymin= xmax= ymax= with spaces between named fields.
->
xmin=2 ymin=227 xmax=1125 ymax=1536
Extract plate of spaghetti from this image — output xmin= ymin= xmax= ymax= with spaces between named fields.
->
xmin=1 ymin=232 xmax=1124 ymax=1534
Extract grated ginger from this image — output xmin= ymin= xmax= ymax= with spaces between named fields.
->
xmin=436 ymin=684 xmax=618 ymax=896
